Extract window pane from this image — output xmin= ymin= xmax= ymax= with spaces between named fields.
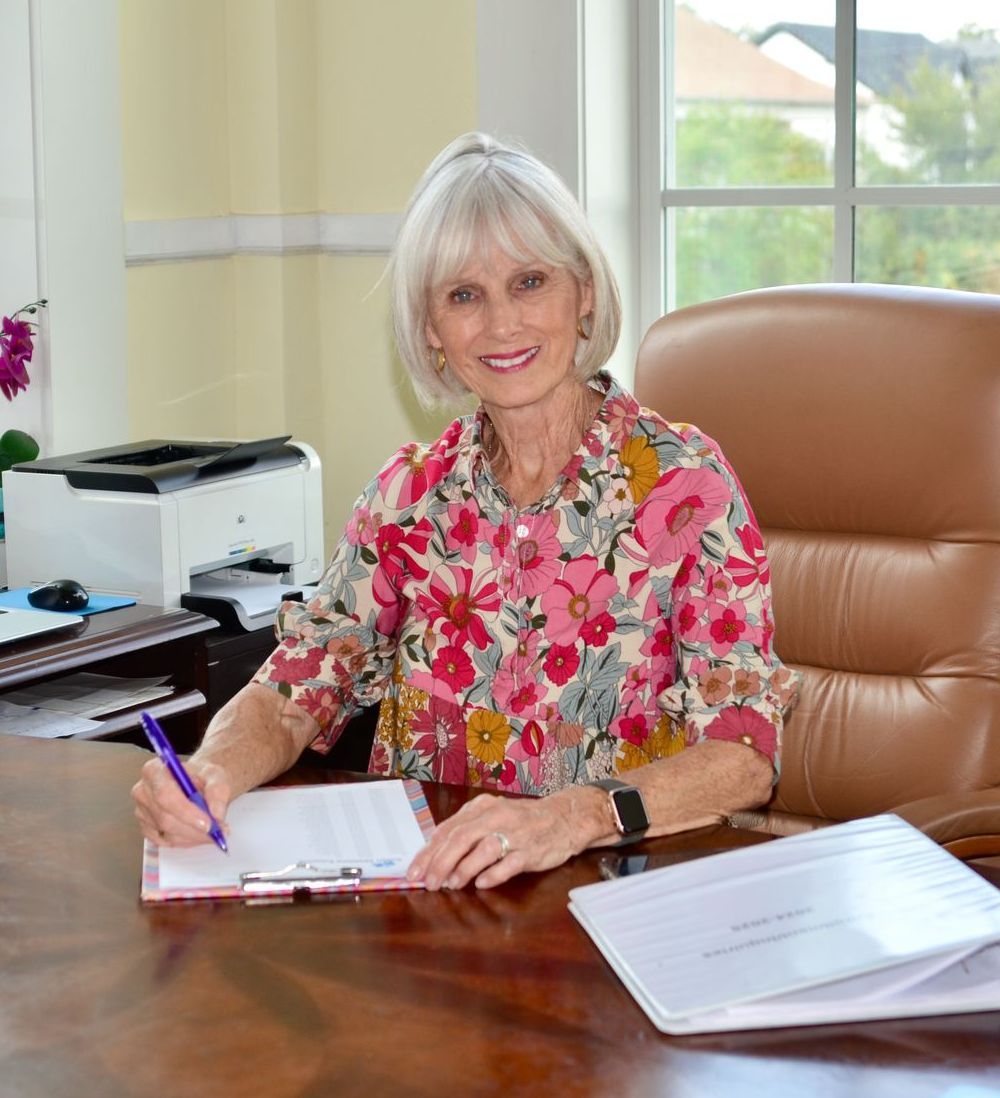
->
xmin=674 ymin=3 xmax=836 ymax=187
xmin=856 ymin=206 xmax=1000 ymax=292
xmin=855 ymin=4 xmax=1000 ymax=185
xmin=670 ymin=206 xmax=834 ymax=310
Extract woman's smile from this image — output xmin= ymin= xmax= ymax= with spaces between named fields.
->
xmin=479 ymin=346 xmax=540 ymax=371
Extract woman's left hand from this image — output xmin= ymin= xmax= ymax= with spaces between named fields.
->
xmin=406 ymin=786 xmax=605 ymax=891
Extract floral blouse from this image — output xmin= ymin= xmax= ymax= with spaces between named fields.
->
xmin=253 ymin=374 xmax=797 ymax=794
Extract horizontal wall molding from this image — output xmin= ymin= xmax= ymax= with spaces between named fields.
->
xmin=125 ymin=212 xmax=401 ymax=265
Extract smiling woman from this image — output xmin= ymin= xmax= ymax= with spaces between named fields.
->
xmin=132 ymin=133 xmax=797 ymax=895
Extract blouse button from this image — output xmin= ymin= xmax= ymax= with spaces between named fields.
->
xmin=516 ymin=523 xmax=529 ymax=538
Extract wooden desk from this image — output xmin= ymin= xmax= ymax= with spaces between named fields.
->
xmin=0 ymin=604 xmax=217 ymax=749
xmin=2 ymin=735 xmax=998 ymax=1098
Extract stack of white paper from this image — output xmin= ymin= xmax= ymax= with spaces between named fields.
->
xmin=568 ymin=815 xmax=1000 ymax=1034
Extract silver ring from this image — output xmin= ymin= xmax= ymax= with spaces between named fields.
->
xmin=492 ymin=831 xmax=511 ymax=861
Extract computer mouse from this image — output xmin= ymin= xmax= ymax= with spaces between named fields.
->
xmin=26 ymin=578 xmax=90 ymax=612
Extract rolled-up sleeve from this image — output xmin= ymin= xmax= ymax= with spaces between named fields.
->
xmin=252 ymin=475 xmax=402 ymax=753
xmin=654 ymin=447 xmax=799 ymax=776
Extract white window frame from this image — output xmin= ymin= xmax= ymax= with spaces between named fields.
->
xmin=638 ymin=0 xmax=1000 ymax=330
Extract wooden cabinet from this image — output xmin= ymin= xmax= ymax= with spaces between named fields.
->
xmin=0 ymin=604 xmax=217 ymax=753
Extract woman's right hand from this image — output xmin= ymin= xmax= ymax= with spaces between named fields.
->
xmin=131 ymin=756 xmax=233 ymax=848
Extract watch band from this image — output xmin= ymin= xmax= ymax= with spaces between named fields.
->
xmin=588 ymin=778 xmax=650 ymax=845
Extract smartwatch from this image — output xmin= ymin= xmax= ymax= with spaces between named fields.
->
xmin=589 ymin=778 xmax=650 ymax=845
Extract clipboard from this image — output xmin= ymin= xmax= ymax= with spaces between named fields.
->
xmin=140 ymin=779 xmax=435 ymax=903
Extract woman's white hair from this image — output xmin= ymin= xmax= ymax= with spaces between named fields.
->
xmin=389 ymin=132 xmax=621 ymax=408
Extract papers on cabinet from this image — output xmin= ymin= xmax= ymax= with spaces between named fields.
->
xmin=569 ymin=815 xmax=1000 ymax=1034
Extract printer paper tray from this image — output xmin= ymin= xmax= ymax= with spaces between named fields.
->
xmin=183 ymin=576 xmax=308 ymax=631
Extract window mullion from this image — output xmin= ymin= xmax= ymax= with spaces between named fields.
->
xmin=832 ymin=0 xmax=857 ymax=281
xmin=639 ymin=0 xmax=666 ymax=323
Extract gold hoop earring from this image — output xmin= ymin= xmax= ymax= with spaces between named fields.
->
xmin=433 ymin=348 xmax=447 ymax=374
xmin=577 ymin=316 xmax=592 ymax=341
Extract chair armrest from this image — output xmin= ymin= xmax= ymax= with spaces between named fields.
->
xmin=892 ymin=789 xmax=1000 ymax=859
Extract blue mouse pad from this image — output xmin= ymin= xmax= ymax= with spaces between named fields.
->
xmin=0 ymin=588 xmax=137 ymax=616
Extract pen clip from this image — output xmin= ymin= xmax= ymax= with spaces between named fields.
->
xmin=239 ymin=862 xmax=363 ymax=895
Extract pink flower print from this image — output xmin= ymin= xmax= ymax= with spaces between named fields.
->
xmin=507 ymin=719 xmax=547 ymax=787
xmin=613 ymin=703 xmax=651 ymax=746
xmin=543 ymin=643 xmax=580 ymax=686
xmin=550 ymin=719 xmax=584 ymax=748
xmin=410 ymin=697 xmax=468 ymax=784
xmin=377 ymin=442 xmax=448 ymax=509
xmin=579 ymin=610 xmax=615 ymax=648
xmin=675 ymin=596 xmax=707 ymax=640
xmin=266 ymin=639 xmax=325 ymax=683
xmin=513 ymin=512 xmax=562 ymax=599
xmin=705 ymin=601 xmax=748 ymax=656
xmin=563 ymin=453 xmax=585 ymax=481
xmin=696 ymin=664 xmax=733 ymax=705
xmin=640 ymin=619 xmax=674 ymax=661
xmin=297 ymin=685 xmax=344 ymax=731
xmin=345 ymin=505 xmax=375 ymax=547
xmin=702 ymin=562 xmax=733 ymax=602
xmin=519 ymin=719 xmax=545 ymax=757
xmin=733 ymin=668 xmax=762 ymax=698
xmin=498 ymin=758 xmax=521 ymax=790
xmin=370 ymin=741 xmax=389 ymax=773
xmin=725 ymin=522 xmax=771 ymax=589
xmin=491 ymin=664 xmax=516 ymax=710
xmin=633 ymin=466 xmax=732 ymax=567
xmin=760 ymin=602 xmax=775 ymax=656
xmin=511 ymin=630 xmax=541 ymax=672
xmin=622 ymin=662 xmax=651 ymax=707
xmin=602 ymin=476 xmax=632 ymax=515
xmin=704 ymin=705 xmax=778 ymax=762
xmin=771 ymin=666 xmax=800 ymax=711
xmin=671 ymin=552 xmax=698 ymax=593
xmin=509 ymin=680 xmax=541 ymax=715
xmin=372 ymin=518 xmax=434 ymax=635
xmin=417 ymin=565 xmax=501 ymax=650
xmin=540 ymin=556 xmax=617 ymax=645
xmin=491 ymin=518 xmax=515 ymax=566
xmin=326 ymin=634 xmax=368 ymax=676
xmin=604 ymin=394 xmax=638 ymax=445
xmin=374 ymin=519 xmax=433 ymax=586
xmin=432 ymin=643 xmax=476 ymax=693
xmin=445 ymin=500 xmax=481 ymax=563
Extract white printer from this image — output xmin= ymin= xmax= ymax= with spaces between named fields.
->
xmin=3 ymin=436 xmax=324 ymax=630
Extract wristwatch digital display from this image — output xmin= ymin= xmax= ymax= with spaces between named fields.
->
xmin=589 ymin=778 xmax=650 ymax=845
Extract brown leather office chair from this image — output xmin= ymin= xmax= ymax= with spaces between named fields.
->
xmin=635 ymin=284 xmax=1000 ymax=858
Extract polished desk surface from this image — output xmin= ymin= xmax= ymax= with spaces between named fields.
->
xmin=2 ymin=735 xmax=999 ymax=1098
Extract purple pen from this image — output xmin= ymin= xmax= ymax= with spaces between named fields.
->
xmin=140 ymin=711 xmax=228 ymax=853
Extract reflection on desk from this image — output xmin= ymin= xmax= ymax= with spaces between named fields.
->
xmin=2 ymin=734 xmax=1000 ymax=1098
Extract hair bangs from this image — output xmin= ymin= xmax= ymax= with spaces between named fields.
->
xmin=424 ymin=167 xmax=583 ymax=294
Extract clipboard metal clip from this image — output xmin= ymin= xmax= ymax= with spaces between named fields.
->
xmin=239 ymin=862 xmax=364 ymax=895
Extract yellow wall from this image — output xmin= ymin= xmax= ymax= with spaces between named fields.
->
xmin=122 ymin=0 xmax=476 ymax=551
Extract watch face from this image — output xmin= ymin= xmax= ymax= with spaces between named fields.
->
xmin=613 ymin=787 xmax=648 ymax=834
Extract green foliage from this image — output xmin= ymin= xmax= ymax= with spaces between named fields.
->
xmin=674 ymin=105 xmax=833 ymax=307
xmin=677 ymin=104 xmax=830 ymax=187
xmin=0 ymin=428 xmax=39 ymax=472
xmin=673 ymin=49 xmax=1000 ymax=304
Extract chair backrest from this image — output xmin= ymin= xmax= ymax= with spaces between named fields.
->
xmin=634 ymin=284 xmax=1000 ymax=822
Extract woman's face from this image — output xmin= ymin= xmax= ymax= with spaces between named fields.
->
xmin=425 ymin=242 xmax=593 ymax=419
